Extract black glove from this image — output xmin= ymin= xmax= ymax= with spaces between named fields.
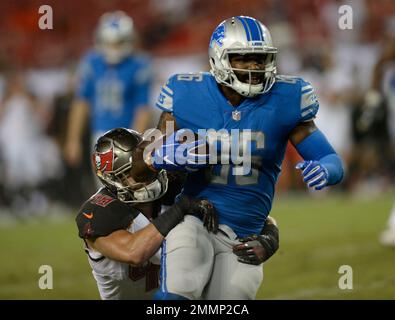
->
xmin=153 ymin=195 xmax=218 ymax=236
xmin=232 ymin=223 xmax=279 ymax=265
xmin=191 ymin=199 xmax=218 ymax=234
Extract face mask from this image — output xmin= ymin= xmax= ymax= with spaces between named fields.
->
xmin=132 ymin=179 xmax=163 ymax=202
xmin=101 ymin=44 xmax=132 ymax=64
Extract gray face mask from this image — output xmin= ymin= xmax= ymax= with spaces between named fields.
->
xmin=117 ymin=170 xmax=169 ymax=203
xmin=101 ymin=44 xmax=132 ymax=64
xmin=133 ymin=179 xmax=165 ymax=202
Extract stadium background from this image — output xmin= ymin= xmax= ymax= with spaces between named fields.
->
xmin=0 ymin=0 xmax=395 ymax=299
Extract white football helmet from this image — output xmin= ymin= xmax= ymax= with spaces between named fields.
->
xmin=209 ymin=16 xmax=277 ymax=97
xmin=95 ymin=11 xmax=134 ymax=64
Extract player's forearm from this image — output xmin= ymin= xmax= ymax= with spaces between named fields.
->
xmin=93 ymin=199 xmax=188 ymax=265
xmin=295 ymin=129 xmax=344 ymax=185
xmin=123 ymin=224 xmax=164 ymax=266
xmin=92 ymin=226 xmax=163 ymax=266
xmin=66 ymin=100 xmax=89 ymax=143
xmin=157 ymin=111 xmax=178 ymax=135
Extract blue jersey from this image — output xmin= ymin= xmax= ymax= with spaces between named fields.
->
xmin=156 ymin=72 xmax=319 ymax=237
xmin=77 ymin=51 xmax=152 ymax=133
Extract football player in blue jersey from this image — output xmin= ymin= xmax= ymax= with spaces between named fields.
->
xmin=65 ymin=11 xmax=153 ymax=167
xmin=147 ymin=16 xmax=344 ymax=300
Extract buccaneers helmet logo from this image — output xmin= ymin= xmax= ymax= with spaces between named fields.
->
xmin=93 ymin=149 xmax=113 ymax=173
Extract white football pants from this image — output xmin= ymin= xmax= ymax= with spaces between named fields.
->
xmin=159 ymin=215 xmax=263 ymax=300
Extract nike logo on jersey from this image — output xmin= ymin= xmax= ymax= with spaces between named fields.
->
xmin=83 ymin=212 xmax=94 ymax=219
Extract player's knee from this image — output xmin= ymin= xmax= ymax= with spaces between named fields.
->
xmin=227 ymin=267 xmax=263 ymax=299
xmin=166 ymin=274 xmax=202 ymax=299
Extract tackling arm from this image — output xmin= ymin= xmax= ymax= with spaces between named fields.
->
xmin=84 ymin=196 xmax=218 ymax=266
xmin=87 ymin=224 xmax=163 ymax=266
xmin=157 ymin=111 xmax=178 ymax=134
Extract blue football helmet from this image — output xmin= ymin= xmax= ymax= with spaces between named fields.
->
xmin=95 ymin=11 xmax=135 ymax=64
xmin=209 ymin=16 xmax=277 ymax=97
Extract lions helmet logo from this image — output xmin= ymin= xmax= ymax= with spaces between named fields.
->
xmin=210 ymin=24 xmax=225 ymax=48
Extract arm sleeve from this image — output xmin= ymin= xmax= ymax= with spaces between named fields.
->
xmin=155 ymin=75 xmax=177 ymax=114
xmin=299 ymin=79 xmax=320 ymax=122
xmin=295 ymin=129 xmax=344 ymax=185
xmin=75 ymin=198 xmax=139 ymax=239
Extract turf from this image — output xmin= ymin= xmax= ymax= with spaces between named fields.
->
xmin=0 ymin=193 xmax=394 ymax=299
xmin=258 ymin=192 xmax=395 ymax=299
xmin=0 ymin=214 xmax=99 ymax=299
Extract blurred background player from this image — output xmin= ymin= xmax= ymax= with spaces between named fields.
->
xmin=0 ymin=73 xmax=62 ymax=215
xmin=65 ymin=11 xmax=153 ymax=170
xmin=76 ymin=128 xmax=218 ymax=299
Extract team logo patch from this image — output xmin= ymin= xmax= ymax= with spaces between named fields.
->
xmin=92 ymin=149 xmax=113 ymax=173
xmin=210 ymin=24 xmax=225 ymax=48
xmin=90 ymin=194 xmax=116 ymax=207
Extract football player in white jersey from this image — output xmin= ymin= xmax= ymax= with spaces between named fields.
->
xmin=75 ymin=128 xmax=218 ymax=299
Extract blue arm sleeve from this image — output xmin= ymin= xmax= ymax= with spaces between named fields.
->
xmin=295 ymin=129 xmax=344 ymax=185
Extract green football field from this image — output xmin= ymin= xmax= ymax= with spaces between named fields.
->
xmin=1 ymin=192 xmax=395 ymax=300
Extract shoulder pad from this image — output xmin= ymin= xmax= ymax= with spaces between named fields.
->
xmin=75 ymin=190 xmax=140 ymax=239
xmin=298 ymin=78 xmax=319 ymax=122
xmin=155 ymin=74 xmax=177 ymax=113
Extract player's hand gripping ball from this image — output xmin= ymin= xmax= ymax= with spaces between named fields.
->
xmin=151 ymin=129 xmax=210 ymax=173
